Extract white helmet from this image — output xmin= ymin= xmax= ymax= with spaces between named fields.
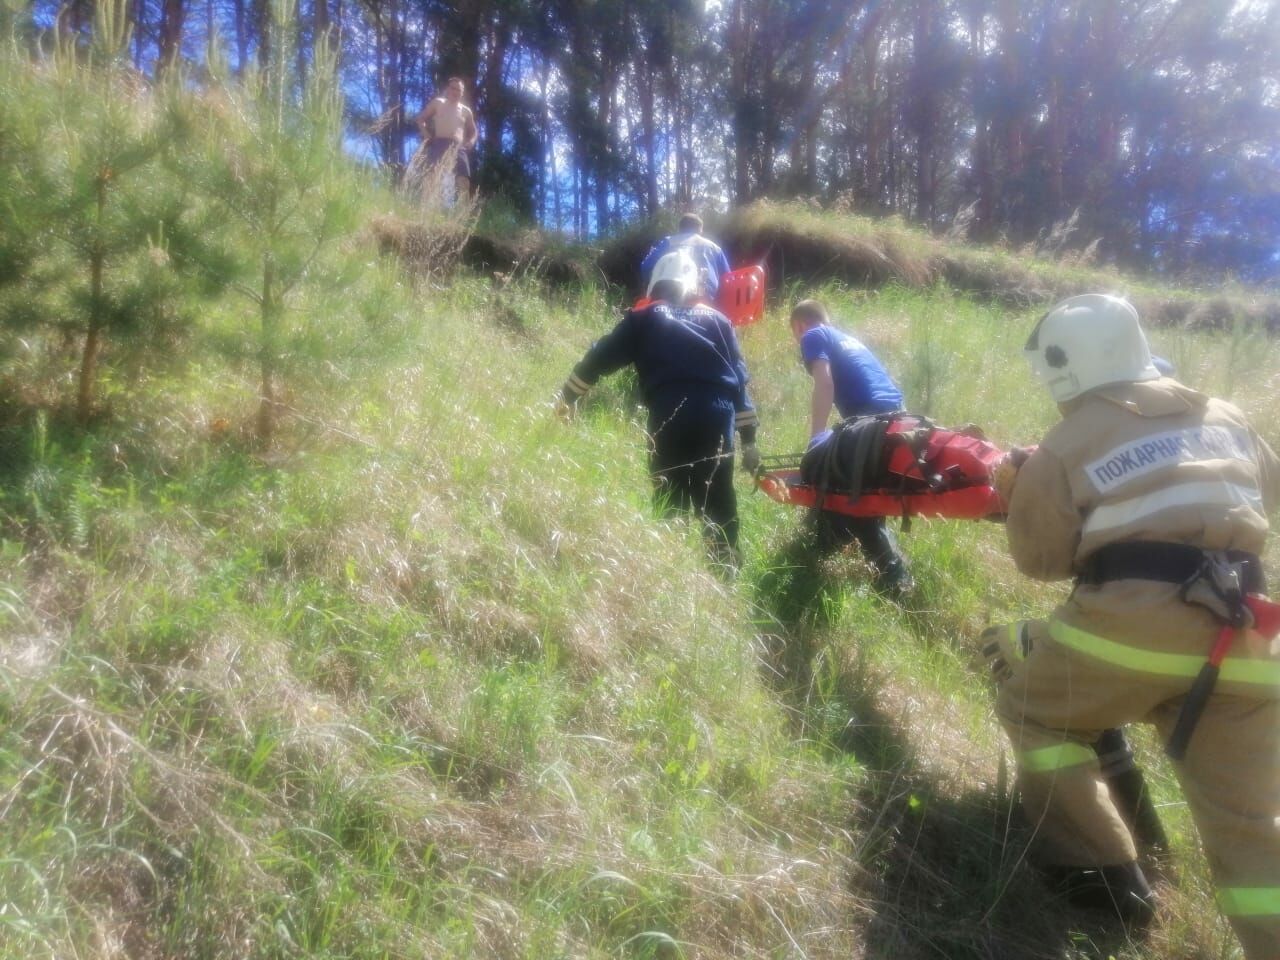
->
xmin=1024 ymin=294 xmax=1160 ymax=402
xmin=646 ymin=250 xmax=699 ymax=302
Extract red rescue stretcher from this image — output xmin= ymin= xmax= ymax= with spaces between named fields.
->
xmin=717 ymin=265 xmax=765 ymax=326
xmin=634 ymin=265 xmax=767 ymax=327
xmin=756 ymin=415 xmax=1011 ymax=521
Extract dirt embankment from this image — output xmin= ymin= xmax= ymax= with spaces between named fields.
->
xmin=600 ymin=206 xmax=1280 ymax=331
xmin=368 ymin=214 xmax=594 ymax=289
xmin=372 ymin=206 xmax=1280 ymax=331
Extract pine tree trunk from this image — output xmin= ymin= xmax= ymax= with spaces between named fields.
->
xmin=862 ymin=13 xmax=883 ymax=208
xmin=1088 ymin=0 xmax=1121 ymax=222
xmin=234 ymin=0 xmax=248 ymax=72
xmin=78 ymin=269 xmax=104 ymax=425
xmin=481 ymin=19 xmax=508 ymax=161
xmin=997 ymin=0 xmax=1027 ymax=236
xmin=973 ymin=118 xmax=994 ymax=238
xmin=594 ymin=77 xmax=614 ymax=234
xmin=638 ymin=61 xmax=657 ymax=216
xmin=296 ymin=0 xmax=309 ymax=87
xmin=543 ymin=61 xmax=561 ymax=228
xmin=967 ymin=7 xmax=993 ymax=238
xmin=78 ymin=171 xmax=109 ymax=425
xmin=254 ymin=0 xmax=272 ymax=68
xmin=727 ymin=0 xmax=753 ymax=202
xmin=132 ymin=0 xmax=146 ymax=69
xmin=1044 ymin=13 xmax=1065 ymax=225
xmin=256 ymin=254 xmax=278 ymax=447
xmin=314 ymin=0 xmax=331 ymax=52
xmin=157 ymin=0 xmax=185 ymax=77
xmin=384 ymin=0 xmax=404 ymax=172
xmin=912 ymin=0 xmax=939 ymax=227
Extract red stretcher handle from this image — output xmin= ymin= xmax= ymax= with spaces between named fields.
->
xmin=756 ymin=469 xmax=1005 ymax=520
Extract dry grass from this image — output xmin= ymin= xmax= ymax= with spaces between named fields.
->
xmin=6 ymin=192 xmax=1276 ymax=959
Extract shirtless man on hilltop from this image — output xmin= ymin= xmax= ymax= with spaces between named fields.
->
xmin=415 ymin=76 xmax=478 ymax=201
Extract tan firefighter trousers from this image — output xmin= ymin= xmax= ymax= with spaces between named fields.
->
xmin=984 ymin=618 xmax=1280 ymax=959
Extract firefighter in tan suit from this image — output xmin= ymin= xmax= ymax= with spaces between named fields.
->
xmin=984 ymin=294 xmax=1280 ymax=957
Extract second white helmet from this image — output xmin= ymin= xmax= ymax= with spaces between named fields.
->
xmin=646 ymin=250 xmax=699 ymax=302
xmin=1024 ymin=294 xmax=1160 ymax=402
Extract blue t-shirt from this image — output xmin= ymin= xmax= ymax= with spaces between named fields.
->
xmin=800 ymin=324 xmax=902 ymax=418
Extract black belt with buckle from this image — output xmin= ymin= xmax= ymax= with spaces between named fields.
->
xmin=1077 ymin=541 xmax=1265 ymax=594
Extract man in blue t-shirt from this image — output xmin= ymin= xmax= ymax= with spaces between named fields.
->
xmin=791 ymin=298 xmax=903 ymax=436
xmin=789 ymin=298 xmax=912 ymax=596
xmin=640 ymin=213 xmax=732 ymax=300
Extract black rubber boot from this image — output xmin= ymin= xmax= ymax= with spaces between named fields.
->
xmin=1043 ymin=860 xmax=1157 ymax=929
xmin=1093 ymin=728 xmax=1170 ymax=856
xmin=873 ymin=562 xmax=916 ymax=601
xmin=807 ymin=511 xmax=915 ymax=599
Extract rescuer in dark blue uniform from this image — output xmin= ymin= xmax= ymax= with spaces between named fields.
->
xmin=559 ymin=252 xmax=760 ymax=567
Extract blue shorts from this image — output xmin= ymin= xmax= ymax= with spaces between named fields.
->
xmin=426 ymin=138 xmax=470 ymax=178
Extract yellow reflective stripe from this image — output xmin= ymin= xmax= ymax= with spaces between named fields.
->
xmin=1048 ymin=620 xmax=1280 ymax=687
xmin=1020 ymin=743 xmax=1097 ymax=773
xmin=1008 ymin=622 xmax=1027 ymax=662
xmin=1218 ymin=887 xmax=1280 ymax=917
xmin=1050 ymin=620 xmax=1204 ymax=676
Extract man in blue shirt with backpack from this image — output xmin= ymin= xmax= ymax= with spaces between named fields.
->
xmin=640 ymin=213 xmax=733 ymax=301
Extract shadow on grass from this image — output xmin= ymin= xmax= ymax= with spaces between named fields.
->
xmin=751 ymin=525 xmax=1143 ymax=960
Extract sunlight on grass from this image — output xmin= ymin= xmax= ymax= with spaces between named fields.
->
xmin=4 ymin=191 xmax=1277 ymax=958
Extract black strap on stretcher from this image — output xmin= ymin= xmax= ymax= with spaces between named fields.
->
xmin=804 ymin=411 xmax=939 ymax=530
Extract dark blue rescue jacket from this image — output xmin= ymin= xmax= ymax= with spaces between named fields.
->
xmin=562 ymin=301 xmax=758 ymax=447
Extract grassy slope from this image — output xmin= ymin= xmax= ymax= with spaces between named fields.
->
xmin=4 ymin=211 xmax=1279 ymax=959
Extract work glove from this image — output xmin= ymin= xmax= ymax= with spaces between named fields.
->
xmin=739 ymin=444 xmax=762 ymax=477
xmin=993 ymin=445 xmax=1032 ymax=507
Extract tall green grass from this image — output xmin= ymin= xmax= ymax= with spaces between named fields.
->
xmin=7 ymin=260 xmax=1275 ymax=957
xmin=5 ymin=46 xmax=1280 ymax=955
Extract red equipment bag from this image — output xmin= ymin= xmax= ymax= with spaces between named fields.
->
xmin=632 ymin=265 xmax=766 ymax=327
xmin=757 ymin=413 xmax=1009 ymax=520
xmin=716 ymin=265 xmax=766 ymax=327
